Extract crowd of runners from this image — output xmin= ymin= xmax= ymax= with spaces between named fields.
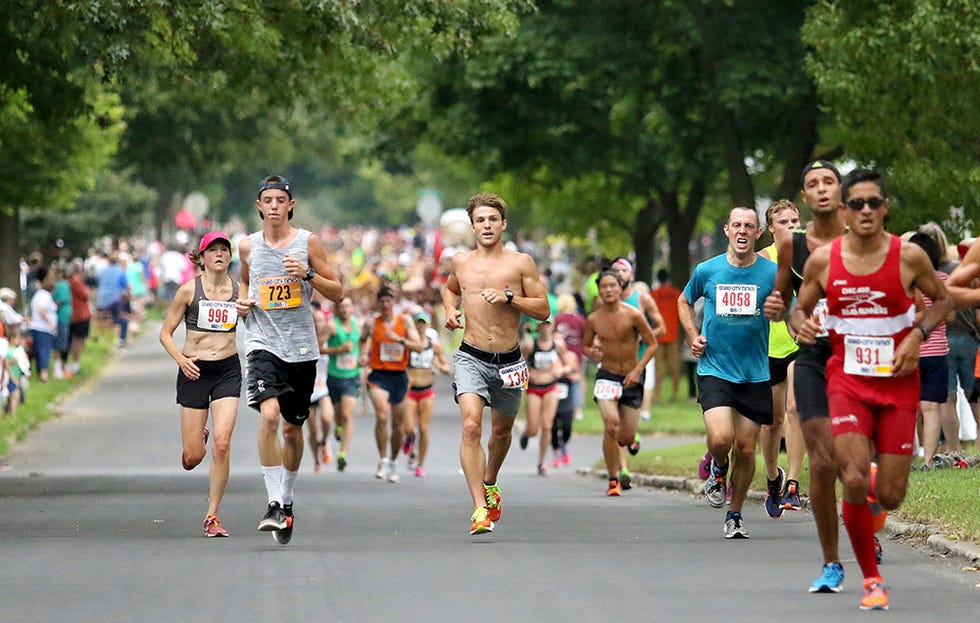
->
xmin=6 ymin=166 xmax=978 ymax=613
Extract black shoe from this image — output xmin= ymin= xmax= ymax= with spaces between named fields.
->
xmin=519 ymin=434 xmax=529 ymax=450
xmin=258 ymin=501 xmax=286 ymax=532
xmin=273 ymin=504 xmax=294 ymax=545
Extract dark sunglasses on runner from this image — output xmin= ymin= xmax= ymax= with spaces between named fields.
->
xmin=845 ymin=196 xmax=886 ymax=211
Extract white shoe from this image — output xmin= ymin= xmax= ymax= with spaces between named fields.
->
xmin=375 ymin=461 xmax=388 ymax=480
xmin=387 ymin=464 xmax=399 ymax=483
xmin=640 ymin=410 xmax=651 ymax=421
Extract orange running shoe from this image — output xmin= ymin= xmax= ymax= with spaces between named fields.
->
xmin=469 ymin=507 xmax=493 ymax=535
xmin=606 ymin=478 xmax=622 ymax=496
xmin=321 ymin=443 xmax=332 ymax=465
xmin=860 ymin=576 xmax=889 ymax=610
xmin=868 ymin=462 xmax=887 ymax=532
xmin=203 ymin=515 xmax=229 ymax=538
xmin=484 ymin=483 xmax=502 ymax=521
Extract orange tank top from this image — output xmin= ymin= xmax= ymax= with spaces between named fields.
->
xmin=368 ymin=314 xmax=409 ymax=371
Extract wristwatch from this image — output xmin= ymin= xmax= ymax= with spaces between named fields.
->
xmin=504 ymin=289 xmax=514 ymax=305
xmin=915 ymin=323 xmax=930 ymax=340
xmin=302 ymin=265 xmax=316 ymax=281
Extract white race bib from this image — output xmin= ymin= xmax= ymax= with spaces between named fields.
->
xmin=379 ymin=341 xmax=406 ymax=362
xmin=335 ymin=353 xmax=357 ymax=370
xmin=843 ymin=335 xmax=894 ymax=377
xmin=196 ymin=300 xmax=237 ymax=331
xmin=533 ymin=350 xmax=558 ymax=370
xmin=498 ymin=360 xmax=529 ymax=390
xmin=556 ymin=383 xmax=570 ymax=400
xmin=594 ymin=378 xmax=623 ymax=401
xmin=715 ymin=284 xmax=758 ymax=316
xmin=410 ymin=349 xmax=435 ymax=369
xmin=814 ymin=298 xmax=829 ymax=338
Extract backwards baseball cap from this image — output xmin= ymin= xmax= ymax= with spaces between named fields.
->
xmin=198 ymin=231 xmax=231 ymax=253
xmin=258 ymin=175 xmax=292 ymax=198
xmin=800 ymin=160 xmax=841 ymax=186
xmin=413 ymin=311 xmax=431 ymax=324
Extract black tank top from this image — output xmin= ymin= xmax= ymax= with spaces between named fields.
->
xmin=184 ymin=275 xmax=238 ymax=333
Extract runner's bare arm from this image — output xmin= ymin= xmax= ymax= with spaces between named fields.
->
xmin=947 ymin=238 xmax=980 ymax=308
xmin=788 ymin=246 xmax=829 ymax=345
xmin=306 ymin=235 xmax=343 ymax=303
xmin=514 ymin=254 xmax=551 ymax=321
xmin=442 ymin=265 xmax=463 ymax=330
xmin=236 ymin=236 xmax=255 ymax=317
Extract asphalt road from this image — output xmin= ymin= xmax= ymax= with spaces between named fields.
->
xmin=1 ymin=323 xmax=977 ymax=622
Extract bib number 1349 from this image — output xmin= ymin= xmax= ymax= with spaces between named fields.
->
xmin=498 ymin=361 xmax=528 ymax=390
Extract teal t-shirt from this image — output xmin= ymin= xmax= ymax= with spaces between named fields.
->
xmin=681 ymin=254 xmax=776 ymax=383
xmin=52 ymin=279 xmax=72 ymax=324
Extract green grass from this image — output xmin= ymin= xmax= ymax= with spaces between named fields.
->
xmin=0 ymin=327 xmax=118 ymax=455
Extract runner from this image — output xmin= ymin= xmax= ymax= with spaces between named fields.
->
xmin=324 ymin=296 xmax=362 ymax=472
xmin=403 ymin=310 xmax=451 ymax=477
xmin=306 ymin=297 xmax=336 ymax=474
xmin=773 ymin=160 xmax=849 ymax=591
xmin=790 ymin=168 xmax=952 ymax=610
xmin=678 ymin=206 xmax=780 ymax=539
xmin=757 ymin=200 xmax=802 ymax=519
xmin=237 ymin=175 xmax=343 ymax=545
xmin=442 ymin=192 xmax=550 ymax=535
xmin=159 ymin=231 xmax=240 ymax=537
xmin=359 ymin=285 xmax=423 ymax=484
xmin=550 ymin=345 xmax=581 ymax=467
xmin=582 ymin=270 xmax=658 ymax=496
xmin=609 ymin=257 xmax=665 ymax=487
xmin=518 ymin=316 xmax=569 ymax=476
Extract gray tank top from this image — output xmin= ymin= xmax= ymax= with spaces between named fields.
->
xmin=243 ymin=229 xmax=319 ymax=362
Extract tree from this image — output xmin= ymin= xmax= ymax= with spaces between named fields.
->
xmin=803 ymin=0 xmax=980 ymax=234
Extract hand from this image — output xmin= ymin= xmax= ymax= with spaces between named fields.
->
xmin=179 ymin=355 xmax=201 ymax=380
xmin=282 ymin=253 xmax=307 ymax=279
xmin=623 ymin=368 xmax=642 ymax=387
xmin=891 ymin=333 xmax=922 ymax=377
xmin=689 ymin=335 xmax=707 ymax=359
xmin=236 ymin=298 xmax=256 ymax=317
xmin=794 ymin=313 xmax=821 ymax=346
xmin=342 ymin=341 xmax=353 ymax=353
xmin=480 ymin=288 xmax=508 ymax=305
xmin=444 ymin=307 xmax=464 ymax=330
xmin=763 ymin=292 xmax=784 ymax=321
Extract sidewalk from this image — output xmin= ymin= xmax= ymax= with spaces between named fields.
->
xmin=579 ymin=465 xmax=980 ymax=566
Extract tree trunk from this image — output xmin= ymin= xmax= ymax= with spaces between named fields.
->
xmin=632 ymin=199 xmax=661 ymax=286
xmin=664 ymin=179 xmax=706 ymax=283
xmin=773 ymin=86 xmax=820 ymax=202
xmin=0 ymin=206 xmax=22 ymax=297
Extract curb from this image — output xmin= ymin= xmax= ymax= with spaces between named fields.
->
xmin=578 ymin=467 xmax=980 ymax=565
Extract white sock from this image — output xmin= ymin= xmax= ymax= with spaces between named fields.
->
xmin=281 ymin=469 xmax=298 ymax=506
xmin=262 ymin=465 xmax=284 ymax=505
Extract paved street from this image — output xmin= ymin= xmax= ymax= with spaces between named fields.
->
xmin=1 ymin=323 xmax=977 ymax=622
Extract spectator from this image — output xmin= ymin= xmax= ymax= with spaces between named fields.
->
xmin=651 ymin=269 xmax=683 ymax=402
xmin=96 ymin=251 xmax=130 ymax=347
xmin=29 ymin=266 xmax=58 ymax=382
xmin=0 ymin=287 xmax=25 ymax=330
xmin=51 ymin=264 xmax=73 ymax=379
xmin=68 ymin=259 xmax=92 ymax=376
xmin=4 ymin=329 xmax=30 ymax=416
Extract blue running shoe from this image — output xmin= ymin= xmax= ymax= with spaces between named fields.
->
xmin=809 ymin=562 xmax=845 ymax=593
xmin=765 ymin=466 xmax=785 ymax=519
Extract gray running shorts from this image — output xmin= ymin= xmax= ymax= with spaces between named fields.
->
xmin=452 ymin=347 xmax=525 ymax=417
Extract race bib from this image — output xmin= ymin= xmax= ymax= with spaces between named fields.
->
xmin=410 ymin=349 xmax=435 ymax=369
xmin=533 ymin=350 xmax=558 ymax=370
xmin=715 ymin=284 xmax=758 ymax=316
xmin=258 ymin=276 xmax=302 ymax=310
xmin=813 ymin=298 xmax=829 ymax=338
xmin=335 ymin=353 xmax=358 ymax=370
xmin=380 ymin=341 xmax=406 ymax=362
xmin=498 ymin=360 xmax=529 ymax=390
xmin=594 ymin=378 xmax=623 ymax=401
xmin=843 ymin=335 xmax=894 ymax=377
xmin=196 ymin=300 xmax=237 ymax=331
xmin=556 ymin=383 xmax=570 ymax=400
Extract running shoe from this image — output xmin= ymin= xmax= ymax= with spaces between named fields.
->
xmin=561 ymin=449 xmax=571 ymax=466
xmin=551 ymin=455 xmax=561 ymax=468
xmin=414 ymin=465 xmax=426 ymax=477
xmin=627 ymin=433 xmax=641 ymax=456
xmin=537 ymin=463 xmax=547 ymax=477
xmin=375 ymin=461 xmax=388 ymax=480
xmin=469 ymin=507 xmax=493 ymax=535
xmin=606 ymin=478 xmax=622 ymax=496
xmin=401 ymin=433 xmax=414 ymax=456
xmin=203 ymin=515 xmax=228 ymax=538
xmin=337 ymin=452 xmax=347 ymax=472
xmin=407 ymin=452 xmax=417 ymax=471
xmin=273 ymin=503 xmax=294 ymax=545
xmin=321 ymin=443 xmax=331 ymax=465
xmin=387 ymin=463 xmax=400 ymax=483
xmin=484 ymin=483 xmax=502 ymax=521
xmin=703 ymin=460 xmax=727 ymax=508
xmin=724 ymin=512 xmax=749 ymax=539
xmin=809 ymin=562 xmax=845 ymax=593
xmin=619 ymin=468 xmax=632 ymax=490
xmin=765 ymin=466 xmax=785 ymax=519
xmin=780 ymin=479 xmax=803 ymax=511
xmin=519 ymin=434 xmax=529 ymax=450
xmin=859 ymin=576 xmax=889 ymax=610
xmin=334 ymin=424 xmax=343 ymax=442
xmin=697 ymin=451 xmax=712 ymax=480
xmin=258 ymin=501 xmax=287 ymax=532
xmin=874 ymin=536 xmax=883 ymax=564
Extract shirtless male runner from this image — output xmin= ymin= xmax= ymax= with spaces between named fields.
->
xmin=442 ymin=192 xmax=550 ymax=535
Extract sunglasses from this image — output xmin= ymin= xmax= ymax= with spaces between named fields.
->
xmin=845 ymin=197 xmax=886 ymax=211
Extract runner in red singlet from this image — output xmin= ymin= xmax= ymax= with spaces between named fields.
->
xmin=791 ymin=169 xmax=952 ymax=611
